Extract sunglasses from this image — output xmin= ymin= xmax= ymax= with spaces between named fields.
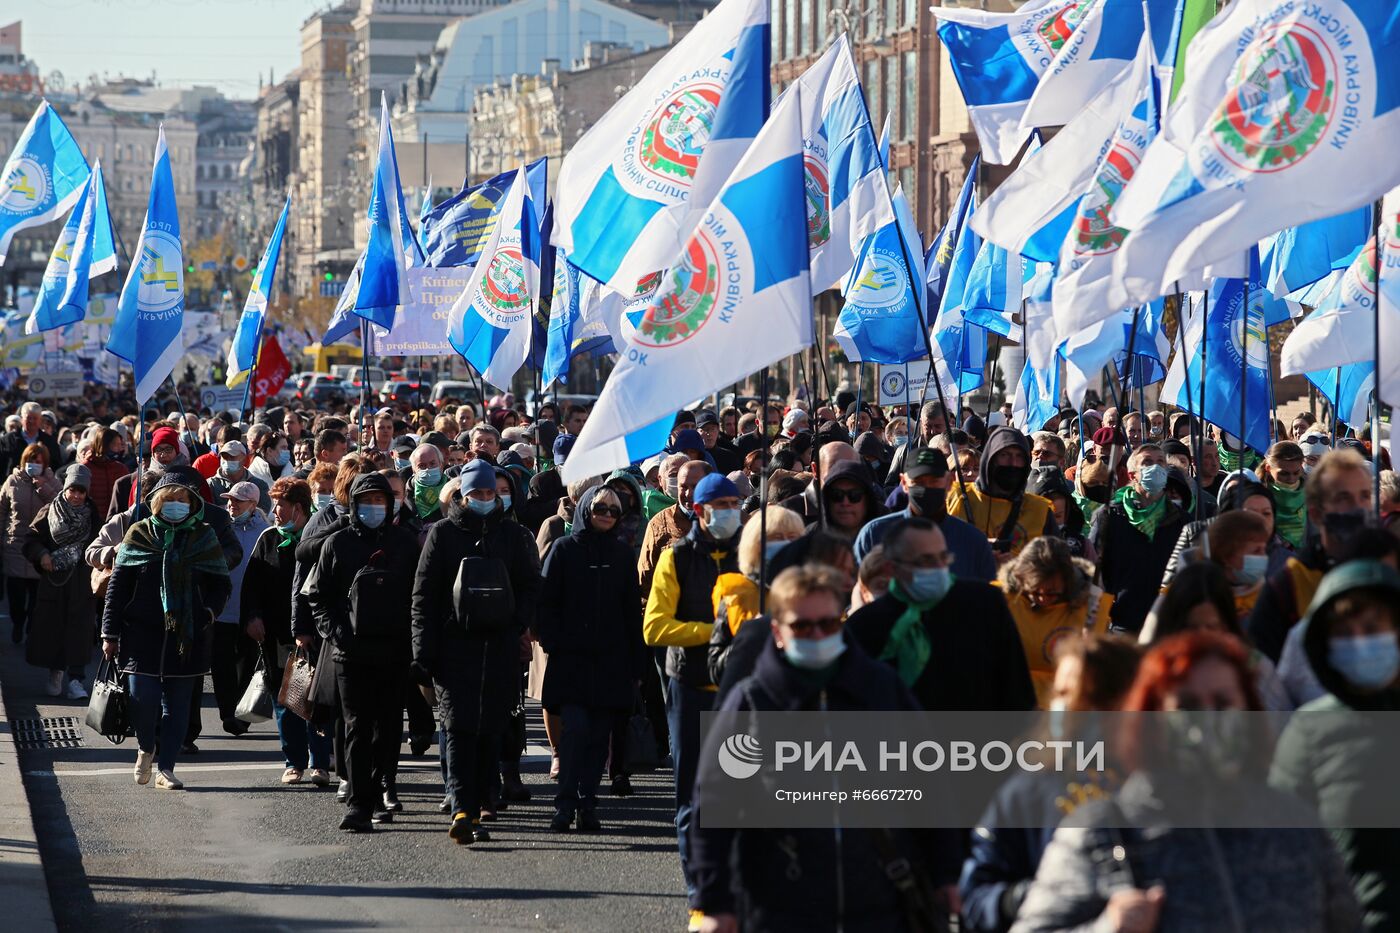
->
xmin=1300 ymin=434 xmax=1329 ymax=446
xmin=784 ymin=616 xmax=844 ymax=637
xmin=825 ymin=487 xmax=865 ymax=504
xmin=591 ymin=504 xmax=622 ymax=518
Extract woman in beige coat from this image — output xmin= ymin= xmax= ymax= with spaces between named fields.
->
xmin=0 ymin=442 xmax=59 ymax=646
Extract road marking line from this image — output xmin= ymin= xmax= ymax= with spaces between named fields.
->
xmin=25 ymin=745 xmax=556 ymax=777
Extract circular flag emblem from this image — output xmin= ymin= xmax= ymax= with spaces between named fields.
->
xmin=43 ymin=227 xmax=78 ymax=282
xmin=635 ymin=82 xmax=722 ymax=187
xmin=1 ymin=157 xmax=50 ymax=214
xmin=881 ymin=369 xmax=906 ymax=399
xmin=1072 ymin=144 xmax=1137 ymax=257
xmin=1229 ymin=297 xmax=1270 ymax=371
xmin=481 ymin=245 xmax=530 ymax=328
xmin=847 ymin=247 xmax=909 ymax=311
xmin=136 ymin=230 xmax=185 ymax=314
xmin=634 ymin=232 xmax=720 ymax=348
xmin=804 ymin=155 xmax=831 ymax=247
xmin=1036 ymin=1 xmax=1092 ymax=56
xmin=1209 ymin=24 xmax=1337 ymax=174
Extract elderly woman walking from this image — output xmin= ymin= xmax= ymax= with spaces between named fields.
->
xmin=25 ymin=464 xmax=101 ymax=699
xmin=101 ymin=475 xmax=231 ymax=790
xmin=0 ymin=442 xmax=60 ymax=648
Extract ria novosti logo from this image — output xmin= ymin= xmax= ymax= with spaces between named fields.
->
xmin=717 ymin=733 xmax=763 ymax=780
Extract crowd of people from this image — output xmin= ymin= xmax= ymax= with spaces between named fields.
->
xmin=3 ymin=381 xmax=1398 ymax=932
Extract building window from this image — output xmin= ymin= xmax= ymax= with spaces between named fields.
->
xmin=904 ymin=0 xmax=916 ymax=31
xmin=902 ymin=50 xmax=916 ymax=140
xmin=885 ymin=0 xmax=898 ymax=34
xmin=771 ymin=0 xmax=781 ymax=59
xmin=884 ymin=54 xmax=897 ymax=136
xmin=801 ymin=0 xmax=813 ymax=54
xmin=785 ymin=0 xmax=798 ymax=60
xmin=864 ymin=59 xmax=880 ymax=129
xmin=899 ymin=166 xmax=914 ymax=205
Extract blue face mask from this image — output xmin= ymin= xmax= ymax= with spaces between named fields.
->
xmin=278 ymin=519 xmax=298 ymax=533
xmin=894 ymin=434 xmax=909 ymax=447
xmin=418 ymin=466 xmax=442 ymax=486
xmin=467 ymin=496 xmax=497 ymax=516
xmin=24 ymin=462 xmax=42 ymax=477
xmin=233 ymin=509 xmax=254 ymax=526
xmin=764 ymin=540 xmax=787 ymax=563
xmin=356 ymin=503 xmax=387 ymax=529
xmin=394 ymin=457 xmax=412 ymax=471
xmin=275 ymin=449 xmax=291 ymax=467
xmin=783 ymin=631 xmax=847 ymax=670
xmin=704 ymin=506 xmax=741 ymax=541
xmin=220 ymin=461 xmax=241 ymax=478
xmin=1137 ymin=464 xmax=1168 ymax=497
xmin=1236 ymin=553 xmax=1269 ymax=586
xmin=159 ymin=501 xmax=191 ymax=523
xmin=904 ymin=566 xmax=952 ymax=603
xmin=1328 ymin=633 xmax=1400 ymax=691
xmin=314 ymin=493 xmax=335 ymax=511
xmin=500 ymin=494 xmax=512 ymax=513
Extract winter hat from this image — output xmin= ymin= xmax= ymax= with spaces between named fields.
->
xmin=693 ymin=473 xmax=741 ymax=505
xmin=149 ymin=425 xmax=181 ymax=452
xmin=553 ymin=433 xmax=577 ymax=465
xmin=459 ymin=459 xmax=497 ymax=492
xmin=61 ymin=463 xmax=91 ymax=491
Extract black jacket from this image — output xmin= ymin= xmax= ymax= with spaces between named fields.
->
xmin=291 ymin=502 xmax=347 ymax=640
xmin=692 ymin=636 xmax=960 ymax=930
xmin=537 ymin=487 xmax=647 ymax=712
xmin=521 ymin=467 xmax=565 ymax=533
xmin=240 ymin=525 xmax=296 ymax=645
xmin=845 ymin=583 xmax=1037 ymax=711
xmin=305 ymin=474 xmax=421 ymax=666
xmin=1087 ymin=494 xmax=1189 ymax=634
xmin=0 ymin=429 xmax=62 ymax=478
xmin=410 ymin=495 xmax=540 ymax=733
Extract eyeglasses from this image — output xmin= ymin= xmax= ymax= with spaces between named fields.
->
xmin=1300 ymin=434 xmax=1329 ymax=446
xmin=825 ymin=487 xmax=864 ymax=504
xmin=783 ymin=616 xmax=845 ymax=637
xmin=591 ymin=504 xmax=622 ymax=518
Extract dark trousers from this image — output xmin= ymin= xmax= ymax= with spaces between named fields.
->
xmin=644 ymin=650 xmax=669 ymax=753
xmin=8 ymin=577 xmax=37 ymax=639
xmin=608 ymin=711 xmax=630 ymax=781
xmin=404 ymin=675 xmax=435 ymax=737
xmin=442 ymin=728 xmax=498 ymax=817
xmin=337 ymin=660 xmax=405 ymax=815
xmin=185 ymin=624 xmax=256 ymax=743
xmin=555 ymin=704 xmax=613 ymax=813
xmin=667 ymin=677 xmax=714 ymax=908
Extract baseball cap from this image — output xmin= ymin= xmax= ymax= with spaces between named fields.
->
xmin=554 ymin=433 xmax=578 ymax=464
xmin=219 ymin=440 xmax=248 ymax=459
xmin=391 ymin=436 xmax=417 ymax=455
xmin=693 ymin=473 xmax=741 ymax=505
xmin=219 ymin=480 xmax=261 ymax=503
xmin=904 ymin=447 xmax=948 ymax=480
xmin=695 ymin=410 xmax=719 ymax=428
xmin=782 ymin=409 xmax=808 ymax=431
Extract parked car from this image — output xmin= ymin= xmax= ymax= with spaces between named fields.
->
xmin=525 ymin=390 xmax=598 ymax=417
xmin=430 ymin=380 xmax=482 ymax=410
xmin=304 ymin=374 xmax=347 ymax=406
xmin=379 ymin=380 xmax=428 ymax=406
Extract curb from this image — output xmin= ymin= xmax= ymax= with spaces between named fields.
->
xmin=0 ymin=673 xmax=59 ymax=933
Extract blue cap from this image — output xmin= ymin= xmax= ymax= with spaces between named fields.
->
xmin=671 ymin=428 xmax=706 ymax=454
xmin=693 ymin=473 xmax=741 ymax=505
xmin=553 ymin=432 xmax=577 ymax=463
xmin=459 ymin=459 xmax=496 ymax=492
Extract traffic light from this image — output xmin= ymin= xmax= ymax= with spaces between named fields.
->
xmin=324 ymin=271 xmax=335 ymax=282
xmin=186 ymin=262 xmax=195 ymax=274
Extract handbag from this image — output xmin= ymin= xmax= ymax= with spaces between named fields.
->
xmin=234 ymin=649 xmax=276 ymax=723
xmin=85 ymin=659 xmax=132 ymax=745
xmin=278 ymin=645 xmax=316 ymax=721
xmin=622 ymin=688 xmax=664 ymax=773
xmin=307 ymin=637 xmax=340 ymax=726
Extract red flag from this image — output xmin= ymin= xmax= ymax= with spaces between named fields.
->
xmin=252 ymin=334 xmax=291 ymax=408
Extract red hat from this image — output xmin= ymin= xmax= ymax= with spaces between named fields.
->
xmin=149 ymin=425 xmax=181 ymax=452
xmin=1092 ymin=426 xmax=1126 ymax=448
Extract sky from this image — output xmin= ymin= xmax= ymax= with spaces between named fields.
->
xmin=18 ymin=0 xmax=332 ymax=100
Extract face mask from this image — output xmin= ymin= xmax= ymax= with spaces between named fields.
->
xmin=220 ymin=461 xmax=241 ymax=478
xmin=1235 ymin=553 xmax=1269 ymax=586
xmin=1137 ymin=464 xmax=1168 ymax=496
xmin=275 ymin=449 xmax=291 ymax=467
xmin=765 ymin=424 xmax=780 ymax=438
xmin=894 ymin=434 xmax=909 ymax=447
xmin=1323 ymin=509 xmax=1369 ymax=551
xmin=314 ymin=492 xmax=334 ymax=511
xmin=704 ymin=506 xmax=741 ymax=540
xmin=500 ymin=494 xmax=512 ymax=513
xmin=233 ymin=509 xmax=254 ymax=526
xmin=394 ymin=457 xmax=412 ymax=470
xmin=24 ymin=462 xmax=42 ymax=477
xmin=159 ymin=501 xmax=191 ymax=523
xmin=1149 ymin=425 xmax=1163 ymax=438
xmin=107 ymin=451 xmax=123 ymax=462
xmin=466 ymin=496 xmax=497 ymax=516
xmin=418 ymin=466 xmax=442 ymax=486
xmin=904 ymin=566 xmax=952 ymax=603
xmin=1047 ymin=698 xmax=1068 ymax=741
xmin=1328 ymin=633 xmax=1400 ymax=691
xmin=763 ymin=540 xmax=787 ymax=563
xmin=783 ymin=631 xmax=847 ymax=670
xmin=1082 ymin=485 xmax=1110 ymax=505
xmin=906 ymin=485 xmax=947 ymax=523
xmin=991 ymin=464 xmax=1030 ymax=494
xmin=666 ymin=477 xmax=679 ymax=499
xmin=1165 ymin=709 xmax=1248 ymax=780
xmin=356 ymin=503 xmax=386 ymax=528
xmin=278 ymin=519 xmax=298 ymax=533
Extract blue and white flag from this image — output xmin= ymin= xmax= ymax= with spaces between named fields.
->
xmin=322 ymin=249 xmax=366 ymax=345
xmin=522 ymin=165 xmax=552 ymax=370
xmin=1259 ymin=206 xmax=1372 ymax=299
xmin=227 ymin=196 xmax=290 ymax=387
xmin=1020 ymin=0 xmax=1146 ymax=130
xmin=552 ymin=0 xmax=769 ymax=293
xmin=878 ymin=112 xmax=890 ymax=169
xmin=560 ymin=88 xmax=810 ymax=484
xmin=961 ymin=240 xmax=1027 ymax=341
xmin=1379 ymin=187 xmax=1400 ymax=406
xmin=26 ymin=162 xmax=107 ymax=335
xmin=1308 ymin=363 xmax=1375 ymax=429
xmin=1280 ymin=234 xmax=1378 ymax=377
xmin=925 ymin=157 xmax=978 ymax=315
xmin=834 ymin=183 xmax=924 ymax=364
xmin=1116 ymin=298 xmax=1171 ymax=387
xmin=934 ymin=0 xmax=1093 ymax=164
xmin=1161 ymin=276 xmax=1272 ymax=454
xmin=542 ymin=251 xmax=613 ymax=388
xmin=1012 ymin=264 xmax=1060 ymax=431
xmin=1111 ymin=0 xmax=1400 ymax=308
xmin=106 ymin=127 xmax=185 ymax=405
xmin=1061 ymin=307 xmax=1132 ymax=407
xmin=932 ymin=190 xmax=991 ymax=398
xmin=446 ymin=167 xmax=533 ymax=391
xmin=355 ymin=93 xmax=413 ymax=330
xmin=788 ymin=34 xmax=893 ymax=293
xmin=423 ymin=170 xmax=515 ymax=268
xmin=418 ymin=177 xmax=433 ymax=252
xmin=0 ymin=102 xmax=99 ymax=268
xmin=973 ymin=38 xmax=1151 ymax=266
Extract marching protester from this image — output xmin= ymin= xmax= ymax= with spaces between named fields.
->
xmin=24 ymin=464 xmax=100 ymax=698
xmin=1 ymin=442 xmax=60 ymax=646
xmin=946 ymin=426 xmax=1056 ymax=560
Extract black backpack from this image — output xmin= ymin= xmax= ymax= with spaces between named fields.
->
xmin=453 ymin=533 xmax=516 ymax=635
xmin=349 ymin=549 xmax=404 ymax=640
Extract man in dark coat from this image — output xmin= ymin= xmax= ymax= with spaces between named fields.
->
xmin=846 ymin=516 xmax=1036 ymax=712
xmin=537 ymin=485 xmax=646 ymax=831
xmin=411 ymin=460 xmax=540 ymax=845
xmin=0 ymin=402 xmax=63 ymax=477
xmin=305 ymin=472 xmax=421 ymax=832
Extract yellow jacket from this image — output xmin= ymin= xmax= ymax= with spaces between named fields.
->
xmin=947 ymin=484 xmax=1054 ymax=558
xmin=713 ymin=573 xmax=761 ymax=636
xmin=1000 ymin=585 xmax=1114 ymax=709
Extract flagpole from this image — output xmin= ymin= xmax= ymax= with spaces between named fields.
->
xmin=1332 ymin=368 xmax=1342 ymax=445
xmin=1373 ymin=200 xmax=1383 ymax=518
xmin=854 ymin=362 xmax=864 ymax=432
xmin=1122 ymin=307 xmax=1141 ymax=418
xmin=239 ymin=323 xmax=263 ymax=424
xmin=1172 ymin=285 xmax=1202 ymax=520
xmin=1240 ymin=256 xmax=1250 ymax=464
xmin=168 ymin=372 xmax=190 ymax=430
xmin=984 ymin=333 xmax=1001 ymax=423
xmin=757 ymin=364 xmax=770 ymax=614
xmin=358 ymin=319 xmax=369 ymax=447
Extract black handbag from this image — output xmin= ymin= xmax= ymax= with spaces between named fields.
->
xmin=623 ymin=688 xmax=664 ymax=773
xmin=85 ymin=659 xmax=133 ymax=745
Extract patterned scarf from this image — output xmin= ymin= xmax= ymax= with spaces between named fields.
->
xmin=880 ymin=578 xmax=943 ymax=687
xmin=413 ymin=477 xmax=444 ymax=518
xmin=45 ymin=494 xmax=91 ymax=575
xmin=115 ymin=513 xmax=229 ymax=657
xmin=1115 ymin=485 xmax=1168 ymax=539
xmin=1270 ymin=481 xmax=1307 ymax=550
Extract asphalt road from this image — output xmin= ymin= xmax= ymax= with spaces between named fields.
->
xmin=1 ymin=634 xmax=687 ymax=932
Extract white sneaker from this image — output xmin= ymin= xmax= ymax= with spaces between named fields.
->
xmin=66 ymin=679 xmax=88 ymax=700
xmin=46 ymin=670 xmax=63 ymax=696
xmin=134 ymin=750 xmax=154 ymax=785
xmin=155 ymin=770 xmax=184 ymax=790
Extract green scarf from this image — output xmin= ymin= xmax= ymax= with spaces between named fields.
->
xmin=413 ymin=478 xmax=445 ymax=518
xmin=1073 ymin=491 xmax=1104 ymax=521
xmin=275 ymin=525 xmax=302 ymax=550
xmin=880 ymin=578 xmax=945 ymax=687
xmin=1220 ymin=446 xmax=1262 ymax=474
xmin=1115 ymin=485 xmax=1168 ymax=539
xmin=642 ymin=488 xmax=676 ymax=522
xmin=115 ymin=513 xmax=229 ymax=657
xmin=1271 ymin=481 xmax=1307 ymax=549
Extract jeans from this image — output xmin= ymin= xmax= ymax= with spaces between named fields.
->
xmin=129 ymin=674 xmax=197 ymax=773
xmin=666 ymin=677 xmax=714 ymax=908
xmin=555 ymin=704 xmax=612 ymax=813
xmin=442 ymin=728 xmax=498 ymax=818
xmin=274 ymin=699 xmax=332 ymax=771
xmin=336 ymin=660 xmax=405 ymax=815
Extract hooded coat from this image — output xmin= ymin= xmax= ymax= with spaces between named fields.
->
xmin=537 ymin=486 xmax=646 ymax=712
xmin=1270 ymin=561 xmax=1400 ymax=931
xmin=946 ymin=427 xmax=1056 ymax=557
xmin=818 ymin=459 xmax=886 ymax=536
xmin=410 ymin=491 xmax=540 ymax=733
